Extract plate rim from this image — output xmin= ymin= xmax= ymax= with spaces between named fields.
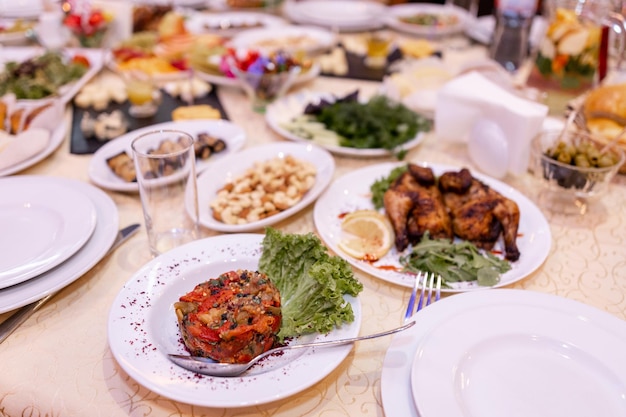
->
xmin=195 ymin=141 xmax=335 ymax=232
xmin=0 ymin=177 xmax=118 ymax=313
xmin=107 ymin=232 xmax=362 ymax=408
xmin=313 ymin=161 xmax=552 ymax=292
xmin=0 ymin=176 xmax=97 ymax=288
xmin=88 ymin=119 xmax=247 ymax=193
xmin=265 ymin=90 xmax=427 ymax=157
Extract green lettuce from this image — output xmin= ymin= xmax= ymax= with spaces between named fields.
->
xmin=259 ymin=228 xmax=363 ymax=340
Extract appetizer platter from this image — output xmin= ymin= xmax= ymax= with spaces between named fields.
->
xmin=194 ymin=142 xmax=335 ymax=232
xmin=108 ymin=232 xmax=361 ymax=407
xmin=1 ymin=47 xmax=104 ymax=105
xmin=191 ymin=46 xmax=321 ymax=88
xmin=313 ymin=162 xmax=552 ymax=291
xmin=265 ymin=90 xmax=431 ymax=157
xmin=109 ymin=11 xmax=225 ymax=81
xmin=88 ymin=120 xmax=246 ymax=192
xmin=383 ymin=4 xmax=471 ymax=37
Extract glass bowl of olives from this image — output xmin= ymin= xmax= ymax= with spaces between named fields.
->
xmin=531 ymin=129 xmax=625 ymax=205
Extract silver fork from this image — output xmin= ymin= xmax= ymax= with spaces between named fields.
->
xmin=404 ymin=272 xmax=441 ymax=322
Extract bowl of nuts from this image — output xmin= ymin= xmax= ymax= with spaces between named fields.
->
xmin=530 ymin=129 xmax=625 ymax=209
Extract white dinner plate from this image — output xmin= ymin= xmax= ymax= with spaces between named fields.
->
xmin=185 ymin=11 xmax=287 ymax=37
xmin=228 ymin=25 xmax=337 ymax=54
xmin=2 ymin=47 xmax=104 ymax=105
xmin=88 ymin=119 xmax=246 ymax=193
xmin=384 ymin=4 xmax=471 ymax=37
xmin=282 ymin=0 xmax=386 ymax=32
xmin=313 ymin=162 xmax=551 ymax=291
xmin=381 ymin=289 xmax=626 ymax=417
xmin=265 ymin=90 xmax=427 ymax=157
xmin=195 ymin=142 xmax=335 ymax=232
xmin=0 ymin=121 xmax=66 ymax=177
xmin=0 ymin=177 xmax=118 ymax=313
xmin=108 ymin=233 xmax=361 ymax=408
xmin=0 ymin=176 xmax=97 ymax=288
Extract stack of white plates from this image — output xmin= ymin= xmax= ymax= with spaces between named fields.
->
xmin=381 ymin=289 xmax=626 ymax=417
xmin=282 ymin=0 xmax=387 ymax=32
xmin=0 ymin=176 xmax=119 ymax=313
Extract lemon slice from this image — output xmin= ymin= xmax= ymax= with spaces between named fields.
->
xmin=337 ymin=210 xmax=394 ymax=261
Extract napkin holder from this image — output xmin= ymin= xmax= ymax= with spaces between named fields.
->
xmin=435 ymin=71 xmax=548 ymax=177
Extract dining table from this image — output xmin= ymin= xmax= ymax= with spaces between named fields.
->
xmin=1 ymin=2 xmax=626 ymax=416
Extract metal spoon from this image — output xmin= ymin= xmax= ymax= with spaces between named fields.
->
xmin=168 ymin=320 xmax=416 ymax=377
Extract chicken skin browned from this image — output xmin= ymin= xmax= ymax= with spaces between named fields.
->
xmin=383 ymin=164 xmax=453 ymax=251
xmin=438 ymin=168 xmax=521 ymax=261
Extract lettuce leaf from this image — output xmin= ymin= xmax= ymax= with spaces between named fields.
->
xmin=259 ymin=227 xmax=363 ymax=340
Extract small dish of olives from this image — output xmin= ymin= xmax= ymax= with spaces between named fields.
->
xmin=530 ymin=130 xmax=625 ymax=205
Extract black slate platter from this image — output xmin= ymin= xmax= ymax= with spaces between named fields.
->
xmin=70 ymin=86 xmax=228 ymax=155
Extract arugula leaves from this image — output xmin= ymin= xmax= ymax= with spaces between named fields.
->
xmin=258 ymin=228 xmax=363 ymax=340
xmin=399 ymin=232 xmax=511 ymax=288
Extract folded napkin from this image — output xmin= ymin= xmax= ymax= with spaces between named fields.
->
xmin=435 ymin=71 xmax=548 ymax=176
xmin=0 ymin=128 xmax=50 ymax=170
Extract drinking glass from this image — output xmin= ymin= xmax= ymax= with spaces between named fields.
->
xmin=131 ymin=130 xmax=200 ymax=257
xmin=124 ymin=71 xmax=162 ymax=118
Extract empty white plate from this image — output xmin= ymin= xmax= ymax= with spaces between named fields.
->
xmin=0 ymin=176 xmax=97 ymax=289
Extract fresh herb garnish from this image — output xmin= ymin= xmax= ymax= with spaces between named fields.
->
xmin=370 ymin=164 xmax=408 ymax=209
xmin=304 ymin=91 xmax=431 ymax=155
xmin=258 ymin=227 xmax=363 ymax=341
xmin=399 ymin=232 xmax=511 ymax=288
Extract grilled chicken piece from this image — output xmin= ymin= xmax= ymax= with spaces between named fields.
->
xmin=438 ymin=168 xmax=521 ymax=261
xmin=384 ymin=164 xmax=453 ymax=251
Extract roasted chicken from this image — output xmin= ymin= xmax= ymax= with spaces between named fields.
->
xmin=384 ymin=164 xmax=453 ymax=251
xmin=438 ymin=168 xmax=521 ymax=261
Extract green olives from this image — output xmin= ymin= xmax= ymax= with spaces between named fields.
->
xmin=545 ymin=139 xmax=619 ymax=168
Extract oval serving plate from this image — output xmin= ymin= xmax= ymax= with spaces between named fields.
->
xmin=265 ymin=90 xmax=427 ymax=157
xmin=88 ymin=119 xmax=246 ymax=193
xmin=313 ymin=162 xmax=552 ymax=292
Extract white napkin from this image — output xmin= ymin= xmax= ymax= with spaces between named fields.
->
xmin=435 ymin=71 xmax=548 ymax=176
xmin=0 ymin=128 xmax=50 ymax=170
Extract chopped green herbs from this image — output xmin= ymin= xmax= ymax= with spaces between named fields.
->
xmin=311 ymin=94 xmax=430 ymax=153
xmin=400 ymin=232 xmax=511 ymax=288
xmin=281 ymin=91 xmax=431 ymax=159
